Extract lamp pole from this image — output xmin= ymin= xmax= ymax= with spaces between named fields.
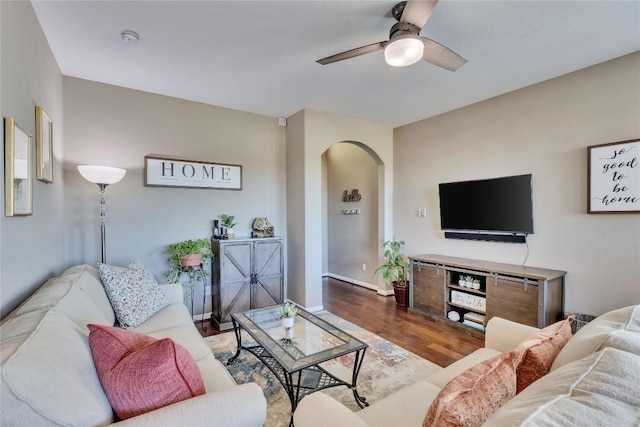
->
xmin=78 ymin=165 xmax=126 ymax=265
xmin=98 ymin=183 xmax=108 ymax=264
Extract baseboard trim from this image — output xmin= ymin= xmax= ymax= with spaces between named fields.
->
xmin=192 ymin=311 xmax=212 ymax=322
xmin=325 ymin=273 xmax=394 ymax=296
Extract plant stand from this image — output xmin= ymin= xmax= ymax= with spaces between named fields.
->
xmin=183 ymin=264 xmax=207 ymax=331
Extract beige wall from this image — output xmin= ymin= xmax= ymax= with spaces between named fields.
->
xmin=325 ymin=143 xmax=379 ymax=287
xmin=63 ymin=77 xmax=286 ymax=316
xmin=394 ymin=53 xmax=640 ymax=316
xmin=0 ymin=1 xmax=66 ymax=317
xmin=286 ymin=109 xmax=393 ymax=309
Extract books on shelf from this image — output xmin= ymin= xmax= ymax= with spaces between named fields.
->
xmin=463 ymin=320 xmax=485 ymax=331
xmin=462 ymin=312 xmax=486 ymax=331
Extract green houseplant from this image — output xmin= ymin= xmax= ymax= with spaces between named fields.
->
xmin=278 ymin=302 xmax=298 ymax=337
xmin=220 ymin=214 xmax=237 ymax=238
xmin=166 ymin=238 xmax=213 ymax=308
xmin=375 ymin=237 xmax=410 ymax=306
xmin=277 ymin=302 xmax=298 ymax=319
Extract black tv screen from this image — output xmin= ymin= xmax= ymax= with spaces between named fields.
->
xmin=439 ymin=174 xmax=534 ymax=234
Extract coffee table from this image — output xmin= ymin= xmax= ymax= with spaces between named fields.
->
xmin=228 ymin=305 xmax=369 ymax=416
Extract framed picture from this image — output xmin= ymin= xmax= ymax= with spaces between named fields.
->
xmin=588 ymin=139 xmax=639 ymax=213
xmin=144 ymin=155 xmax=242 ymax=190
xmin=36 ymin=106 xmax=53 ymax=183
xmin=4 ymin=117 xmax=33 ymax=216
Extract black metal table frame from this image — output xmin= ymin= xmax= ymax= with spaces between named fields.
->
xmin=227 ymin=312 xmax=369 ymax=418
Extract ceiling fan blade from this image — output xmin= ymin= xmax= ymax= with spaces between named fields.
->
xmin=400 ymin=0 xmax=438 ymax=30
xmin=421 ymin=37 xmax=466 ymax=71
xmin=317 ymin=41 xmax=386 ymax=65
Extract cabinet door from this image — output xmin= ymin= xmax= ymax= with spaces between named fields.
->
xmin=253 ymin=239 xmax=283 ymax=308
xmin=412 ymin=264 xmax=445 ymax=316
xmin=486 ymin=277 xmax=538 ymax=327
xmin=219 ymin=242 xmax=252 ymax=322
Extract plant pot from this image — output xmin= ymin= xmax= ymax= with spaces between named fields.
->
xmin=281 ymin=317 xmax=294 ymax=328
xmin=224 ymin=228 xmax=235 ymax=239
xmin=181 ymin=254 xmax=203 ymax=268
xmin=392 ymin=281 xmax=409 ymax=307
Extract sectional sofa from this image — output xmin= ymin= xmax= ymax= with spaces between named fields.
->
xmin=0 ymin=264 xmax=267 ymax=426
xmin=294 ymin=304 xmax=640 ymax=426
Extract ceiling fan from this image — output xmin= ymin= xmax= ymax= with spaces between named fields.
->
xmin=316 ymin=0 xmax=466 ymax=71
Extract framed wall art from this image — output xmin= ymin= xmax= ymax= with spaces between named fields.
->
xmin=4 ymin=117 xmax=33 ymax=216
xmin=588 ymin=139 xmax=639 ymax=214
xmin=144 ymin=155 xmax=242 ymax=190
xmin=36 ymin=106 xmax=53 ymax=183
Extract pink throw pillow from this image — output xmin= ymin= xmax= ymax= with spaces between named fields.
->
xmin=514 ymin=316 xmax=573 ymax=393
xmin=423 ymin=351 xmax=520 ymax=427
xmin=87 ymin=324 xmax=205 ymax=420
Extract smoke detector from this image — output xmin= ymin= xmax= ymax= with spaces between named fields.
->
xmin=120 ymin=30 xmax=140 ymax=44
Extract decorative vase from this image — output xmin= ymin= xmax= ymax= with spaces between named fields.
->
xmin=225 ymin=228 xmax=235 ymax=239
xmin=458 ymin=280 xmax=466 ymax=287
xmin=281 ymin=317 xmax=294 ymax=328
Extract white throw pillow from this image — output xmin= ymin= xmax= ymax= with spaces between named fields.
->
xmin=98 ymin=260 xmax=168 ymax=329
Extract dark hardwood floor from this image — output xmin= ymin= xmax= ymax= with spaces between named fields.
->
xmin=198 ymin=277 xmax=483 ymax=367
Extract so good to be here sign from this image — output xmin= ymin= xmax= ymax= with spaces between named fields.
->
xmin=588 ymin=139 xmax=639 ymax=213
xmin=144 ymin=156 xmax=242 ymax=190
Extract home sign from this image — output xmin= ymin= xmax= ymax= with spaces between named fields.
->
xmin=144 ymin=155 xmax=242 ymax=190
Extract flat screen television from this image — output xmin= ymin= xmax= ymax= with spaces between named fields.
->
xmin=438 ymin=174 xmax=534 ymax=235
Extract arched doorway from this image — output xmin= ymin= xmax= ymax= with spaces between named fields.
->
xmin=321 ymin=141 xmax=390 ymax=294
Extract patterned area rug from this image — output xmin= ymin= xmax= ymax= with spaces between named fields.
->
xmin=205 ymin=311 xmax=441 ymax=427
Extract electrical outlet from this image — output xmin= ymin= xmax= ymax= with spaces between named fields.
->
xmin=362 ymin=263 xmax=366 ymax=271
xmin=418 ymin=208 xmax=427 ymax=217
xmin=205 ymin=286 xmax=212 ymax=296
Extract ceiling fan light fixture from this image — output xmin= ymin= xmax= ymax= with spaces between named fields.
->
xmin=384 ymin=37 xmax=424 ymax=67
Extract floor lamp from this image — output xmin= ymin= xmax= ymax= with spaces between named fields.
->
xmin=78 ymin=165 xmax=126 ymax=264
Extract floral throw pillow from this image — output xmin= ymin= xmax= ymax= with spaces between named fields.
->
xmin=98 ymin=260 xmax=168 ymax=329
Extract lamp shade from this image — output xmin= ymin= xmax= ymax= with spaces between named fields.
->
xmin=78 ymin=165 xmax=126 ymax=185
xmin=384 ymin=36 xmax=424 ymax=67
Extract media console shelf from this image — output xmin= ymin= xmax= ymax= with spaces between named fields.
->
xmin=409 ymin=254 xmax=566 ymax=337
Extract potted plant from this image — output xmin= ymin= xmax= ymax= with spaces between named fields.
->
xmin=278 ymin=302 xmax=297 ymax=338
xmin=375 ymin=237 xmax=410 ymax=307
xmin=278 ymin=302 xmax=298 ymax=328
xmin=166 ymin=238 xmax=213 ymax=309
xmin=220 ymin=214 xmax=237 ymax=239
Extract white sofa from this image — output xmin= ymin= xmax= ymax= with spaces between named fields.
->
xmin=294 ymin=305 xmax=640 ymax=426
xmin=0 ymin=264 xmax=267 ymax=426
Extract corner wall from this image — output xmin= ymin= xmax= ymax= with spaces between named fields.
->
xmin=394 ymin=52 xmax=640 ymax=316
xmin=63 ymin=77 xmax=286 ymax=316
xmin=0 ymin=1 xmax=65 ymax=317
xmin=286 ymin=110 xmax=393 ymax=309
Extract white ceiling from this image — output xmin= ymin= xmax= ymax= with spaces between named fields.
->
xmin=32 ymin=1 xmax=640 ymax=128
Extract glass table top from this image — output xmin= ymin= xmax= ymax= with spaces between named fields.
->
xmin=231 ymin=305 xmax=367 ymax=372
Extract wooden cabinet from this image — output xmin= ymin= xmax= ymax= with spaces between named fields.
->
xmin=411 ymin=263 xmax=446 ymax=316
xmin=409 ymin=254 xmax=566 ymax=335
xmin=486 ymin=277 xmax=538 ymax=327
xmin=211 ymin=237 xmax=284 ymax=330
